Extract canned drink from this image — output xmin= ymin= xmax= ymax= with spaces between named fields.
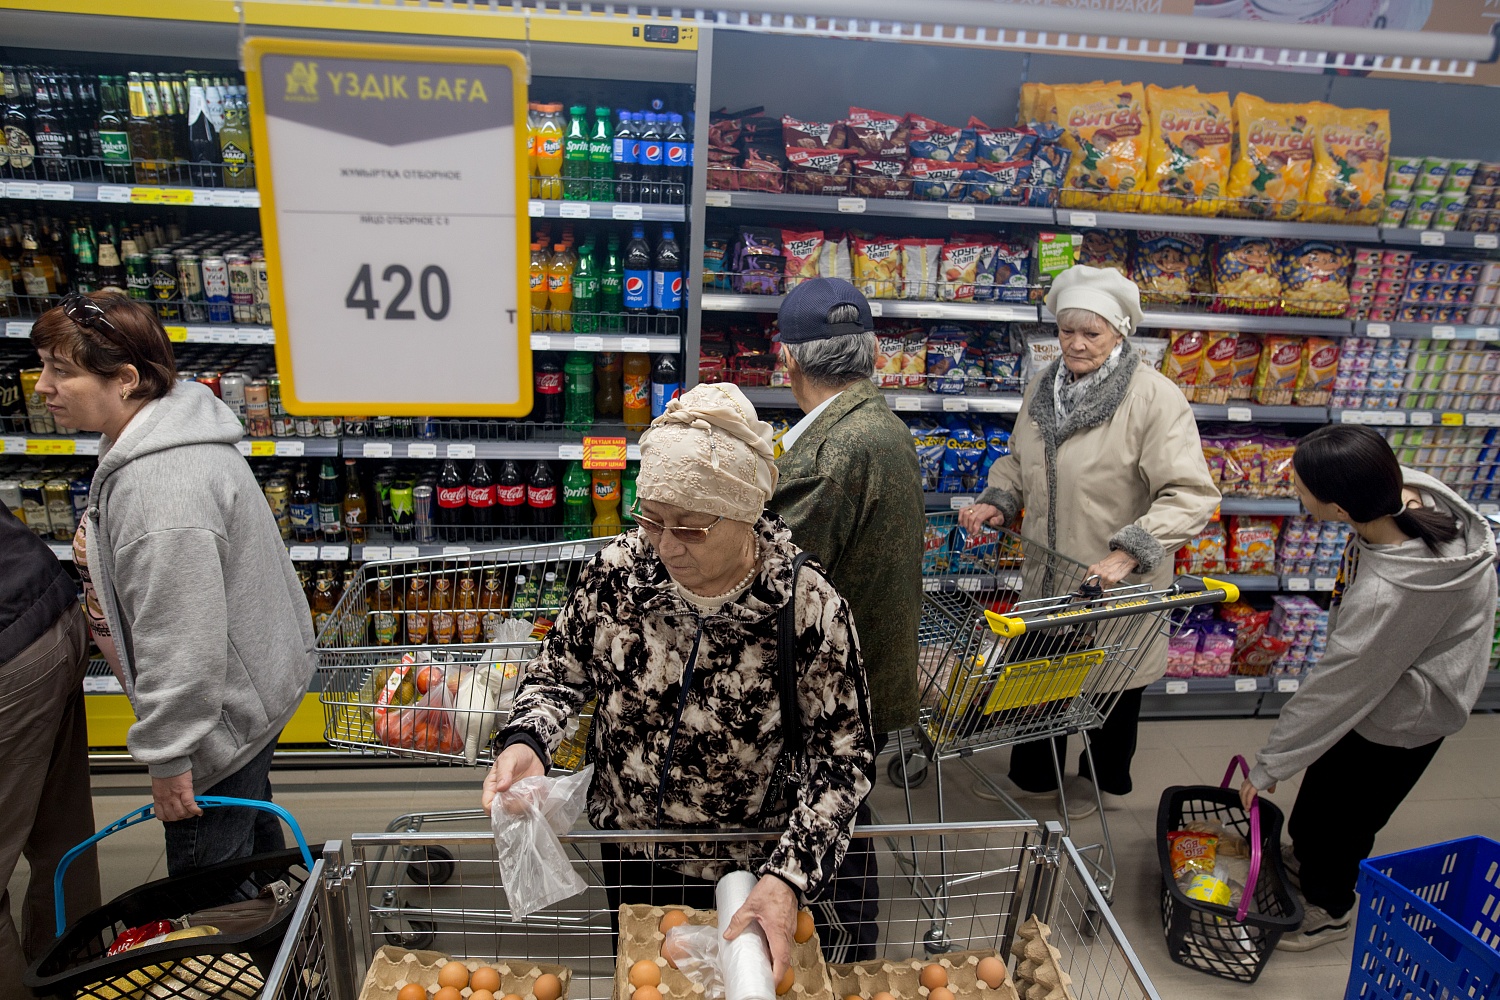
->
xmin=150 ymin=251 xmax=179 ymax=320
xmin=20 ymin=480 xmax=48 ymax=537
xmin=0 ymin=478 xmax=22 ymax=518
xmin=343 ymin=418 xmax=369 ymax=437
xmin=393 ymin=417 xmax=415 ymax=438
xmin=390 ymin=481 xmax=415 ymax=541
xmin=250 ymin=252 xmax=270 ymax=325
xmin=177 ymin=252 xmax=207 ymax=323
xmin=371 ymin=415 xmax=393 ymax=438
xmin=244 ymin=379 xmax=272 ymax=437
xmin=372 ymin=469 xmax=395 ymax=523
xmin=267 ymin=376 xmax=295 ymax=438
xmin=202 ymin=256 xmax=232 ymax=323
xmin=69 ymin=476 xmax=89 ymax=523
xmin=264 ymin=477 xmax=291 ymax=540
xmin=125 ymin=253 xmax=151 ymax=302
xmin=293 ymin=414 xmax=316 ymax=438
xmin=220 ymin=371 xmax=247 ymax=427
xmin=415 ymin=416 xmax=437 ymax=439
xmin=413 ymin=484 xmax=436 ymax=543
xmin=44 ymin=480 xmax=72 ymax=541
xmin=318 ymin=416 xmax=341 ymax=438
xmin=195 ymin=372 xmax=221 ymax=397
xmin=226 ymin=253 xmax=255 ymax=323
xmin=19 ymin=369 xmax=54 ymax=435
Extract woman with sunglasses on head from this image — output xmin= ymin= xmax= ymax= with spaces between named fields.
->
xmin=30 ymin=291 xmax=316 ymax=878
xmin=1240 ymin=425 xmax=1497 ymax=952
xmin=481 ymin=382 xmax=873 ymax=983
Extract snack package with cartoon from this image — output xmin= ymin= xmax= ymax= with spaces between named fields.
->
xmin=1142 ymin=85 xmax=1233 ymax=216
xmin=1133 ymin=231 xmax=1207 ymax=305
xmin=1278 ymin=239 xmax=1351 ymax=317
xmin=1225 ymin=95 xmax=1316 ymax=221
xmin=1078 ymin=229 xmax=1130 ymax=277
xmin=1302 ymin=104 xmax=1391 ymax=225
xmin=1212 ymin=236 xmax=1280 ymax=313
xmin=1053 ymin=82 xmax=1148 ymax=212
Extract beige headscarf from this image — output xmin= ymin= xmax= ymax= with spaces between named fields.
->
xmin=636 ymin=383 xmax=778 ymax=524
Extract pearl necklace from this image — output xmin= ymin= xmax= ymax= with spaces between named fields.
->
xmin=685 ymin=543 xmax=761 ymax=601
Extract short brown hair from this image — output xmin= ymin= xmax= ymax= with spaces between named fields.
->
xmin=30 ymin=291 xmax=177 ymax=400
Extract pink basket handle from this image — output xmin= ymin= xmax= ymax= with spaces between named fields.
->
xmin=1219 ymin=755 xmax=1261 ymax=924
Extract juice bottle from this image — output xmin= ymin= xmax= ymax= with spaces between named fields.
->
xmin=592 ymin=468 xmax=622 ymax=538
xmin=622 ymin=352 xmax=651 ymax=431
xmin=529 ymin=243 xmax=548 ymax=331
xmin=533 ymin=103 xmax=565 ymax=200
xmin=526 ymin=101 xmax=543 ymax=197
xmin=547 ymin=243 xmax=575 ymax=332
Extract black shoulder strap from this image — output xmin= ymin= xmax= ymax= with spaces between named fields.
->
xmin=778 ymin=552 xmax=814 ymax=753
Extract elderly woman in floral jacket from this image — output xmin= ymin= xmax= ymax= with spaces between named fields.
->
xmin=483 ymin=382 xmax=873 ymax=981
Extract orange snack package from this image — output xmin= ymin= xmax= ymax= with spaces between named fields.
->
xmin=1303 ymin=104 xmax=1391 ymax=225
xmin=1253 ymin=335 xmax=1303 ymax=405
xmin=1228 ymin=334 xmax=1262 ymax=401
xmin=1195 ymin=331 xmax=1239 ymax=405
xmin=1142 ymin=85 xmax=1233 ymax=216
xmin=1294 ymin=336 xmax=1340 ymax=406
xmin=1163 ymin=330 xmax=1208 ymax=400
xmin=1053 ymin=82 xmax=1148 ymax=212
xmin=1169 ymin=831 xmax=1220 ymax=881
xmin=1225 ymin=95 xmax=1316 ymax=220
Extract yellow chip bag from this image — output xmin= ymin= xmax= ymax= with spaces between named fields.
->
xmin=852 ymin=235 xmax=903 ymax=300
xmin=1302 ymin=104 xmax=1390 ymax=225
xmin=1053 ymin=82 xmax=1147 ymax=212
xmin=1225 ymin=95 xmax=1316 ymax=220
xmin=1142 ymin=85 xmax=1232 ymax=216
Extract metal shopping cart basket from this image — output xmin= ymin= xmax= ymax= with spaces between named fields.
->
xmin=894 ymin=514 xmax=1239 ymax=898
xmin=261 ymin=821 xmax=1164 ymax=1000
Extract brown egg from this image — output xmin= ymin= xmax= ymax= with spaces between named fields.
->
xmin=659 ymin=909 xmax=690 ymax=934
xmin=776 ymin=967 xmax=795 ymax=995
xmin=919 ymin=965 xmax=948 ymax=991
xmin=794 ymin=911 xmax=815 ymax=945
xmin=976 ymin=956 xmax=1006 ymax=990
xmin=471 ymin=991 xmax=496 ymax=1000
xmin=438 ymin=962 xmax=471 ymax=990
xmin=435 ymin=989 xmax=463 ymax=1000
xmin=873 ymin=992 xmax=896 ymax=1000
xmin=532 ymin=973 xmax=563 ymax=1000
xmin=398 ymin=985 xmax=427 ymax=1000
xmin=635 ymin=988 xmax=663 ymax=1000
xmin=629 ymin=960 xmax=662 ymax=989
xmin=503 ymin=994 xmax=525 ymax=1000
xmin=844 ymin=993 xmax=863 ymax=1000
xmin=927 ymin=989 xmax=954 ymax=1000
xmin=472 ymin=968 xmax=503 ymax=995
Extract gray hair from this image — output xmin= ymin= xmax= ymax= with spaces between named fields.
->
xmin=1054 ymin=307 xmax=1123 ymax=338
xmin=783 ymin=303 xmax=876 ymax=388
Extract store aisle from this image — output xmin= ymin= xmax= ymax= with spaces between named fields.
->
xmin=12 ymin=716 xmax=1499 ymax=998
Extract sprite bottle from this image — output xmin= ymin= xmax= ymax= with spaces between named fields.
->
xmin=562 ymin=461 xmax=592 ymax=541
xmin=621 ymin=461 xmax=639 ymax=526
xmin=572 ymin=243 xmax=599 ymax=334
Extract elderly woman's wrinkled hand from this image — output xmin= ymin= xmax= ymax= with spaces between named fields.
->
xmin=1086 ymin=551 xmax=1140 ymax=588
xmin=482 ymin=743 xmax=547 ymax=813
xmin=958 ymin=503 xmax=1002 ymax=535
xmin=723 ymin=874 xmax=799 ymax=983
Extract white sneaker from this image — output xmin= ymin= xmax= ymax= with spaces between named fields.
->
xmin=1276 ymin=903 xmax=1351 ymax=952
xmin=1079 ymin=775 xmax=1127 ymax=811
xmin=1057 ymin=776 xmax=1100 ymax=820
xmin=971 ymin=775 xmax=1055 ymax=804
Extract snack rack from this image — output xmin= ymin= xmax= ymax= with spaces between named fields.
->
xmin=262 ymin=821 xmax=1161 ymax=1000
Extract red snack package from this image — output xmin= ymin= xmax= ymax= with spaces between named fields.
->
xmin=845 ymin=106 xmax=910 ymax=158
xmin=108 ymin=920 xmax=176 ymax=956
xmin=785 ymin=146 xmax=856 ymax=195
xmin=851 ymin=159 xmax=912 ymax=199
xmin=781 ymin=228 xmax=825 ymax=291
xmin=782 ymin=115 xmax=847 ymax=150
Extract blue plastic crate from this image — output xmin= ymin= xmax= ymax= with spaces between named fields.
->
xmin=1347 ymin=836 xmax=1500 ymax=1000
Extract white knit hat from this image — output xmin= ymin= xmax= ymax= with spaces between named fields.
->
xmin=1045 ymin=264 xmax=1145 ymax=337
xmin=637 ymin=383 xmax=778 ymax=524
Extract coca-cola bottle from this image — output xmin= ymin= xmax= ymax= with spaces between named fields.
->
xmin=528 ymin=461 xmax=558 ymax=543
xmin=495 ymin=459 xmax=526 ymax=542
xmin=436 ymin=460 xmax=468 ymax=541
xmin=467 ymin=459 xmax=496 ymax=544
xmin=534 ymin=353 xmax=564 ymax=424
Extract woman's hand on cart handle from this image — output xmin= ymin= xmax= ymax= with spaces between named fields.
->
xmin=958 ymin=503 xmax=1001 ymax=535
xmin=482 ymin=743 xmax=547 ymax=813
xmin=1087 ymin=551 xmax=1139 ymax=588
xmin=1239 ymin=778 xmax=1274 ymax=812
xmin=151 ymin=771 xmax=202 ymax=822
xmin=724 ymin=874 xmax=798 ymax=983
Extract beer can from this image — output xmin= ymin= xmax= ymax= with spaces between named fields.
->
xmin=244 ymin=379 xmax=272 ymax=437
xmin=372 ymin=469 xmax=395 ymax=523
xmin=250 ymin=252 xmax=270 ymax=325
xmin=195 ymin=372 xmax=221 ymax=398
xmin=0 ymin=368 xmax=23 ymax=425
xmin=318 ymin=415 xmax=342 ymax=438
xmin=414 ymin=483 xmax=436 ymax=543
xmin=150 ymin=251 xmax=180 ymax=321
xmin=125 ymin=253 xmax=151 ymax=302
xmin=267 ymin=375 xmax=295 ymax=438
xmin=264 ymin=477 xmax=291 ymax=539
xmin=177 ymin=252 xmax=207 ymax=323
xmin=371 ymin=415 xmax=393 ymax=438
xmin=20 ymin=368 xmax=55 ymax=435
xmin=20 ymin=480 xmax=48 ymax=537
xmin=415 ymin=416 xmax=437 ymax=439
xmin=69 ymin=475 xmax=90 ymax=524
xmin=343 ymin=418 xmax=369 ymax=437
xmin=226 ymin=253 xmax=255 ymax=324
xmin=393 ymin=417 xmax=415 ymax=438
xmin=202 ymin=256 xmax=232 ymax=324
xmin=0 ymin=478 xmax=22 ymax=519
xmin=44 ymin=479 xmax=73 ymax=541
xmin=220 ymin=371 xmax=248 ymax=427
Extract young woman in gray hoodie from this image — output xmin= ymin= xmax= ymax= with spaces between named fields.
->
xmin=1240 ymin=424 xmax=1497 ymax=953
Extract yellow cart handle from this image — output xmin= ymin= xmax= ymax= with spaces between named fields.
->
xmin=985 ymin=610 xmax=1027 ymax=638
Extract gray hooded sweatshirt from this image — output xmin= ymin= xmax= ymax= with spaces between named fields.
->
xmin=1251 ymin=469 xmax=1497 ymax=790
xmin=86 ymin=381 xmax=315 ymax=790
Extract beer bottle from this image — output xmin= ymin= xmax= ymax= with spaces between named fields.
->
xmin=96 ymin=76 xmax=131 ymax=184
xmin=429 ymin=574 xmax=457 ymax=645
xmin=404 ymin=576 xmax=430 ymax=645
xmin=71 ymin=228 xmax=98 ymax=294
xmin=368 ymin=566 xmax=400 ymax=646
xmin=479 ymin=567 xmax=507 ymax=641
xmin=342 ymin=458 xmax=368 ymax=544
xmin=0 ymin=254 xmax=15 ymax=317
xmin=19 ymin=233 xmax=54 ymax=308
xmin=186 ymin=73 xmax=219 ymax=186
xmin=316 ymin=458 xmax=345 ymax=543
xmin=139 ymin=76 xmax=173 ymax=182
xmin=595 ymin=352 xmax=623 ymax=418
xmin=218 ymin=89 xmax=252 ymax=188
xmin=455 ymin=571 xmax=481 ymax=644
xmin=167 ymin=75 xmax=191 ymax=176
xmin=31 ymin=74 xmax=68 ymax=182
xmin=311 ymin=568 xmax=338 ymax=639
xmin=125 ymin=74 xmax=159 ymax=184
xmin=290 ymin=465 xmax=317 ymax=543
xmin=4 ymin=67 xmax=36 ymax=180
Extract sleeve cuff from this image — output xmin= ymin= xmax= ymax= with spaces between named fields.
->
xmin=494 ymin=730 xmax=552 ymax=775
xmin=975 ymin=488 xmax=1021 ymax=525
xmin=756 ymin=864 xmax=806 ymax=901
xmin=147 ymin=757 xmax=193 ymax=779
xmin=1249 ymin=762 xmax=1278 ymax=792
xmin=1108 ymin=523 xmax=1165 ymax=575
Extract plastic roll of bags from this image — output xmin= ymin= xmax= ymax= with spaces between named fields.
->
xmin=716 ymin=871 xmax=777 ymax=1000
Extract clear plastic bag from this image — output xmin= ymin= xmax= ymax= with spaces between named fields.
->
xmin=662 ymin=925 xmax=726 ymax=999
xmin=490 ymin=764 xmax=593 ymax=920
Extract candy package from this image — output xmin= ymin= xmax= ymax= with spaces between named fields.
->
xmin=1280 ymin=240 xmax=1351 ymax=317
xmin=1227 ymin=516 xmax=1279 ymax=576
xmin=1226 ymin=95 xmax=1315 ymax=220
xmin=1053 ymin=82 xmax=1148 ymax=212
xmin=1134 ymin=231 xmax=1207 ymax=305
xmin=781 ymin=228 xmax=825 ymax=292
xmin=1142 ymin=85 xmax=1232 ymax=216
xmin=1212 ymin=236 xmax=1280 ymax=313
xmin=1176 ymin=522 xmax=1227 ymax=576
xmin=1196 ymin=622 xmax=1238 ymax=677
xmin=1303 ymin=104 xmax=1390 ymax=225
xmin=901 ymin=238 xmax=943 ymax=300
xmin=1078 ymin=229 xmax=1130 ymax=276
xmin=1167 ymin=631 xmax=1199 ymax=679
xmin=852 ymin=235 xmax=903 ymax=299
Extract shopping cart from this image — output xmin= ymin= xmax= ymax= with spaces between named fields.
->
xmin=261 ymin=821 xmax=1163 ymax=1000
xmin=893 ymin=513 xmax=1239 ymax=898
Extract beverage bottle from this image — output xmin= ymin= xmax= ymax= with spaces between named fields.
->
xmin=623 ymin=352 xmax=652 ymax=432
xmin=528 ymin=461 xmax=558 ymax=542
xmin=622 ymin=461 xmax=640 ymax=526
xmin=342 ymin=458 xmax=369 ymax=544
xmin=436 ymin=459 xmax=468 ymax=541
xmin=529 ymin=243 xmax=548 ymax=331
xmin=637 ymin=112 xmax=663 ymax=204
xmin=369 ymin=566 xmax=400 ymax=646
xmin=561 ymin=461 xmax=592 ymax=541
xmin=429 ymin=575 xmax=457 ymax=645
xmin=595 ymin=352 xmax=623 ymax=418
xmin=311 ymin=569 xmax=338 ymax=639
xmin=533 ymin=103 xmax=564 ymax=199
xmin=186 ymin=75 xmax=219 ymax=186
xmin=599 ymin=234 xmax=624 ymax=327
xmin=479 ymin=567 xmax=507 ymax=641
xmin=467 ymin=459 xmax=496 ymax=544
xmin=564 ymin=351 xmax=595 ymax=432
xmin=592 ymin=468 xmax=622 ymax=538
xmin=533 ymin=353 xmax=565 ymax=424
xmin=455 ymin=571 xmax=482 ymax=644
xmin=663 ymin=112 xmax=689 ymax=203
xmin=316 ymin=458 xmax=345 ymax=543
xmin=31 ymin=74 xmax=69 ymax=183
xmin=588 ymin=106 xmax=613 ymax=201
xmin=562 ymin=104 xmax=590 ymax=201
xmin=495 ymin=459 xmax=526 ymax=542
xmin=611 ymin=110 xmax=636 ymax=202
xmin=623 ymin=225 xmax=651 ymax=332
xmin=540 ymin=571 xmax=569 ymax=612
xmin=526 ymin=101 xmax=542 ymax=197
xmin=405 ymin=577 xmax=431 ymax=645
xmin=217 ymin=88 xmax=252 ymax=188
xmin=546 ymin=242 xmax=575 ymax=332
xmin=511 ymin=573 xmax=540 ymax=617
xmin=652 ymin=226 xmax=683 ymax=314
xmin=571 ymin=243 xmax=598 ymax=334
xmin=651 ymin=353 xmax=682 ymax=419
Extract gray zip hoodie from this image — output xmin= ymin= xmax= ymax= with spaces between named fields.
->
xmin=87 ymin=381 xmax=315 ymax=790
xmin=1251 ymin=469 xmax=1498 ymax=790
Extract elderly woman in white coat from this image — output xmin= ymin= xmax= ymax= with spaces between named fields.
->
xmin=958 ymin=265 xmax=1220 ymax=818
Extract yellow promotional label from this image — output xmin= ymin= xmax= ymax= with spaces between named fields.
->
xmin=163 ymin=325 xmax=188 ymax=342
xmin=250 ymin=440 xmax=276 ymax=456
xmin=983 ymin=650 xmax=1104 ymax=714
xmin=582 ymin=435 xmax=627 ymax=470
xmin=27 ymin=438 xmax=76 ymax=456
xmin=129 ymin=187 xmax=164 ymax=204
xmin=1442 ymin=412 xmax=1465 ymax=426
xmin=156 ymin=188 xmax=195 ymax=204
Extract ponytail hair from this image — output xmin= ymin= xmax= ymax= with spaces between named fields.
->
xmin=1292 ymin=425 xmax=1461 ymax=551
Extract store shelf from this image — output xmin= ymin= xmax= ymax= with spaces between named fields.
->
xmin=0 ymin=434 xmax=102 ymax=456
xmin=348 ymin=438 xmax=642 ymax=462
xmin=4 ymin=319 xmax=275 ymax=346
xmin=1333 ymin=408 xmax=1500 ymax=428
xmin=1191 ymin=403 xmax=1328 ymax=423
xmin=1377 ymin=229 xmax=1500 ymax=251
xmin=235 ymin=437 xmax=341 ymax=458
xmin=1140 ymin=674 xmax=1278 ymax=719
xmin=47 ymin=541 xmax=72 ymax=562
xmin=528 ymin=199 xmax=685 ymax=222
xmin=1054 ymin=207 xmax=1380 ymax=243
xmin=1218 ymin=497 xmax=1302 ymax=515
xmin=740 ymin=386 xmax=1021 ymax=414
xmin=1040 ymin=306 xmax=1353 ymax=336
xmin=702 ymin=293 xmax=1037 ymax=323
xmin=1148 ymin=676 xmax=1272 ymax=696
xmin=704 ymin=190 xmax=1054 ymax=225
xmin=1474 ymin=671 xmax=1500 ymax=712
xmin=531 ymin=332 xmax=680 ymax=353
xmin=0 ymin=179 xmax=260 ymax=207
xmin=1354 ymin=320 xmax=1500 ymax=343
xmin=288 ymin=538 xmax=608 ymax=563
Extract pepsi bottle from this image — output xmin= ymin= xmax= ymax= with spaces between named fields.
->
xmin=638 ymin=112 xmax=663 ymax=204
xmin=612 ymin=110 xmax=636 ymax=202
xmin=663 ymin=113 xmax=689 ymax=204
xmin=651 ymin=354 xmax=682 ymax=419
xmin=652 ymin=227 xmax=683 ymax=314
xmin=623 ymin=225 xmax=652 ymax=333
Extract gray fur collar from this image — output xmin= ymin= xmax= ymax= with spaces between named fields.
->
xmin=1031 ymin=351 xmax=1140 ymax=448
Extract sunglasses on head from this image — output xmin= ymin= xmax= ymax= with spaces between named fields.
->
xmin=60 ymin=293 xmax=124 ymax=343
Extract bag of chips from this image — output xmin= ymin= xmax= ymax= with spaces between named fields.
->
xmin=900 ymin=239 xmax=943 ymax=300
xmin=731 ymin=228 xmax=784 ymax=296
xmin=1195 ymin=331 xmax=1239 ymax=405
xmin=1228 ymin=334 xmax=1262 ymax=400
xmin=852 ymin=235 xmax=903 ymax=299
xmin=1142 ymin=85 xmax=1233 ymax=216
xmin=784 ymin=146 xmax=857 ymax=196
xmin=1279 ymin=239 xmax=1351 ymax=317
xmin=845 ymin=107 xmax=910 ymax=158
xmin=909 ymin=159 xmax=974 ymax=201
xmin=1226 ymin=95 xmax=1316 ymax=220
xmin=781 ymin=229 xmax=824 ymax=292
xmin=1078 ymin=229 xmax=1130 ymax=276
xmin=1163 ymin=330 xmax=1207 ymax=399
xmin=781 ymin=115 xmax=847 ymax=150
xmin=962 ymin=163 xmax=1031 ymax=205
xmin=988 ymin=239 xmax=1032 ymax=303
xmin=1253 ymin=334 xmax=1304 ymax=405
xmin=978 ymin=426 xmax=1012 ymax=484
xmin=851 ymin=158 xmax=912 ymax=199
xmin=1027 ymin=124 xmax=1073 ymax=207
xmin=818 ymin=231 xmax=853 ymax=282
xmin=1052 ymin=82 xmax=1148 ymax=211
xmin=1134 ymin=231 xmax=1207 ymax=305
xmin=903 ymin=331 xmax=928 ymax=388
xmin=939 ymin=242 xmax=987 ymax=302
xmin=940 ymin=425 xmax=986 ymax=492
xmin=875 ymin=332 xmax=907 ymax=388
xmin=1302 ymin=104 xmax=1390 ymax=225
xmin=911 ymin=422 xmax=949 ymax=488
xmin=926 ymin=327 xmax=970 ymax=394
xmin=976 ymin=127 xmax=1038 ymax=164
xmin=1212 ymin=236 xmax=1280 ymax=313
xmin=702 ymin=231 xmax=733 ymax=290
xmin=1169 ymin=831 xmax=1220 ymax=882
xmin=1294 ymin=336 xmax=1340 ymax=406
xmin=908 ymin=119 xmax=966 ymax=162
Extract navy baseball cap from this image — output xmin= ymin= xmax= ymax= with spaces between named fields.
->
xmin=777 ymin=277 xmax=874 ymax=344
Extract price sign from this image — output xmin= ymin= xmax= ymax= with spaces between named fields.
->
xmin=1068 ymin=211 xmax=1097 ymax=228
xmin=559 ymin=201 xmax=590 ymax=218
xmin=1165 ymin=680 xmax=1189 ymax=695
xmin=611 ymin=204 xmax=643 ymax=221
xmin=704 ymin=191 xmax=731 ymax=208
xmin=1234 ymin=678 xmax=1258 ymax=693
xmin=573 ymin=336 xmax=604 ymax=351
xmin=363 ymin=442 xmax=393 ymax=458
xmin=620 ymin=337 xmax=652 ymax=352
xmin=868 ymin=302 xmax=883 ymax=317
xmin=1442 ymin=412 xmax=1465 ymax=426
xmin=407 ymin=442 xmax=438 ymax=459
xmin=1432 ymin=326 xmax=1458 ymax=340
xmin=5 ymin=321 xmax=32 ymax=338
xmin=1410 ymin=412 xmax=1434 ymax=426
xmin=1314 ymin=577 xmax=1336 ymax=591
xmin=246 ymin=39 xmax=531 ymax=418
xmin=1276 ymin=678 xmax=1300 ymax=693
xmin=1226 ymin=406 xmax=1254 ymax=422
xmin=443 ymin=545 xmax=472 ymax=556
xmin=361 ymin=545 xmax=392 ymax=561
xmin=163 ymin=325 xmax=188 ymax=343
xmin=320 ymin=544 xmax=350 ymax=561
xmin=942 ymin=397 xmax=970 ymax=412
xmin=7 ymin=181 xmax=39 ymax=199
xmin=97 ymin=184 xmax=132 ymax=203
xmin=37 ymin=182 xmax=73 ymax=201
xmin=892 ymin=396 xmax=924 ymax=412
xmin=0 ymin=436 xmax=24 ymax=454
xmin=129 ymin=187 xmax=163 ymax=204
xmin=531 ymin=334 xmax=552 ymax=351
xmin=288 ymin=545 xmax=320 ymax=561
xmin=1420 ymin=231 xmax=1446 ymax=246
xmin=1366 ymin=323 xmax=1392 ymax=338
xmin=582 ymin=436 xmax=627 ymax=470
xmin=946 ymin=204 xmax=975 ymax=221
xmin=28 ymin=438 xmax=75 ymax=456
xmin=1478 ymin=328 xmax=1500 ymax=342
xmin=949 ymin=496 xmax=975 ymax=510
xmin=446 ymin=442 xmax=476 ymax=459
xmin=837 ymin=197 xmax=866 ymax=214
xmin=274 ymin=440 xmax=305 ymax=457
xmin=390 ymin=545 xmax=421 ymax=560
xmin=1476 ymin=234 xmax=1499 ymax=250
xmin=1286 ymin=577 xmax=1311 ymax=591
xmin=249 ymin=440 xmax=277 ymax=456
xmin=557 ymin=444 xmax=584 ymax=460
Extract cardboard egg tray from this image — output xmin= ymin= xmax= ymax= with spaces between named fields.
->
xmin=829 ymin=949 xmax=1020 ymax=1000
xmin=358 ymin=946 xmax=573 ymax=1000
xmin=1008 ymin=919 xmax=1077 ymax=1000
xmin=612 ymin=904 xmax=835 ymax=1000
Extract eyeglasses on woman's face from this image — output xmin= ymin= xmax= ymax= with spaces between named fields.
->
xmin=631 ymin=503 xmax=725 ymax=544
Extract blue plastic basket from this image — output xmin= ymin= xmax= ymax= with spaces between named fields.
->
xmin=1347 ymin=836 xmax=1500 ymax=1000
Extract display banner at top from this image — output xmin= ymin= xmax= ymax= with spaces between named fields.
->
xmin=244 ymin=39 xmax=531 ymax=416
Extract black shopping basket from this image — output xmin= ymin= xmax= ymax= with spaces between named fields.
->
xmin=26 ymin=796 xmax=317 ymax=1000
xmin=1156 ymin=755 xmax=1302 ymax=984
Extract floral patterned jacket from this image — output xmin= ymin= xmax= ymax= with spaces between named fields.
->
xmin=497 ymin=513 xmax=874 ymax=898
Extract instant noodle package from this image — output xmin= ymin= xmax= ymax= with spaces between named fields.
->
xmin=1141 ymin=85 xmax=1233 ymax=216
xmin=1225 ymin=95 xmax=1316 ymax=221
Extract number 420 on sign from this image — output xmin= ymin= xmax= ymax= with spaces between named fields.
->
xmin=345 ymin=264 xmax=451 ymax=321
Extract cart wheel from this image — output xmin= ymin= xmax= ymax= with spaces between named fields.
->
xmin=922 ymin=927 xmax=953 ymax=956
xmin=407 ymin=846 xmax=457 ymax=886
xmin=888 ymin=753 xmax=929 ymax=789
xmin=395 ymin=918 xmax=436 ymax=951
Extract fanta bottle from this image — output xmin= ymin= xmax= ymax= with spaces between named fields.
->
xmin=622 ymin=352 xmax=651 ymax=431
xmin=529 ymin=244 xmax=548 ymax=330
xmin=592 ymin=468 xmax=622 ymax=538
xmin=533 ymin=103 xmax=565 ymax=200
xmin=546 ymin=243 xmax=576 ymax=332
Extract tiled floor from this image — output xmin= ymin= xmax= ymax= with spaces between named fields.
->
xmin=11 ymin=716 xmax=1500 ymax=998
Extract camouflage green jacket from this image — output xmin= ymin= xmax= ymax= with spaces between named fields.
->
xmin=770 ymin=379 xmax=926 ymax=734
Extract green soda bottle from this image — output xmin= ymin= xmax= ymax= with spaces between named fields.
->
xmin=599 ymin=234 xmax=624 ymax=329
xmin=621 ymin=461 xmax=639 ymax=526
xmin=564 ymin=352 xmax=595 ymax=433
xmin=572 ymin=243 xmax=599 ymax=334
xmin=562 ymin=104 xmax=590 ymax=200
xmin=588 ymin=106 xmax=613 ymax=201
xmin=562 ymin=461 xmax=592 ymax=541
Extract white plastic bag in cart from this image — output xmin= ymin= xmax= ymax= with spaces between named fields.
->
xmin=661 ymin=925 xmax=726 ymax=998
xmin=490 ymin=764 xmax=593 ymax=920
